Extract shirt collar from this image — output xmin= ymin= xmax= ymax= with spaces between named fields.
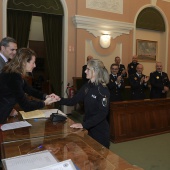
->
xmin=0 ymin=52 xmax=8 ymax=63
xmin=136 ymin=73 xmax=141 ymax=77
xmin=112 ymin=74 xmax=117 ymax=77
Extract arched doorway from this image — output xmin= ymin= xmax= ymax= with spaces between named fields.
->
xmin=2 ymin=0 xmax=68 ymax=100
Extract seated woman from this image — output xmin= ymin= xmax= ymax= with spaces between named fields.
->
xmin=0 ymin=48 xmax=59 ymax=124
xmin=58 ymin=59 xmax=110 ymax=148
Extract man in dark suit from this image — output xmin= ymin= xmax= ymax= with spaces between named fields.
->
xmin=127 ymin=55 xmax=139 ymax=76
xmin=0 ymin=37 xmax=17 ymax=72
xmin=150 ymin=62 xmax=170 ymax=99
xmin=107 ymin=63 xmax=125 ymax=102
xmin=82 ymin=55 xmax=93 ymax=84
xmin=129 ymin=64 xmax=149 ymax=100
xmin=115 ymin=56 xmax=127 ymax=77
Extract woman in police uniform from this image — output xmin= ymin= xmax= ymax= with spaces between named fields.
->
xmin=59 ymin=59 xmax=110 ymax=148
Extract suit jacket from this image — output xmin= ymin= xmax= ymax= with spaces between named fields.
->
xmin=107 ymin=74 xmax=125 ymax=102
xmin=0 ymin=55 xmax=6 ymax=73
xmin=150 ymin=71 xmax=170 ymax=99
xmin=129 ymin=73 xmax=148 ymax=100
xmin=0 ymin=72 xmax=46 ymax=124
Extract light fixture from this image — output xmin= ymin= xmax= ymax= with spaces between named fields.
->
xmin=99 ymin=34 xmax=111 ymax=48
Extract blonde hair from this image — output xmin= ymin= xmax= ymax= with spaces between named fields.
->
xmin=87 ymin=59 xmax=109 ymax=86
xmin=2 ymin=48 xmax=36 ymax=76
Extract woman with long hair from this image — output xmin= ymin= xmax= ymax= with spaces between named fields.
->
xmin=58 ymin=59 xmax=110 ymax=148
xmin=0 ymin=48 xmax=58 ymax=124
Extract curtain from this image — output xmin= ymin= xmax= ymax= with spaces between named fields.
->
xmin=7 ymin=9 xmax=32 ymax=48
xmin=41 ymin=14 xmax=63 ymax=96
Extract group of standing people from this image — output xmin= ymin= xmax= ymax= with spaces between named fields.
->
xmin=107 ymin=55 xmax=170 ymax=101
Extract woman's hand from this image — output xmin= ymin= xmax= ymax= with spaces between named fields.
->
xmin=44 ymin=97 xmax=57 ymax=105
xmin=10 ymin=109 xmax=18 ymax=117
xmin=70 ymin=123 xmax=83 ymax=129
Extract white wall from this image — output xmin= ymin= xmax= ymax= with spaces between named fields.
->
xmin=29 ymin=16 xmax=44 ymax=41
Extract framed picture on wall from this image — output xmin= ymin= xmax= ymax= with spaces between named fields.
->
xmin=136 ymin=39 xmax=157 ymax=62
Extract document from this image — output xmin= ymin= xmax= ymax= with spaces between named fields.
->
xmin=1 ymin=121 xmax=32 ymax=131
xmin=2 ymin=150 xmax=58 ymax=170
xmin=20 ymin=109 xmax=67 ymax=120
xmin=33 ymin=159 xmax=78 ymax=170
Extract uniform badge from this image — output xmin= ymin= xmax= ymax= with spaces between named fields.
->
xmin=102 ymin=97 xmax=108 ymax=107
xmin=131 ymin=66 xmax=133 ymax=68
xmin=134 ymin=77 xmax=137 ymax=80
xmin=85 ymin=88 xmax=89 ymax=95
xmin=92 ymin=94 xmax=96 ymax=99
xmin=156 ymin=76 xmax=159 ymax=79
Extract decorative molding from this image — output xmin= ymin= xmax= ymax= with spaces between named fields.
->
xmin=162 ymin=0 xmax=170 ymax=2
xmin=86 ymin=0 xmax=123 ymax=14
xmin=72 ymin=15 xmax=134 ymax=39
xmin=151 ymin=0 xmax=157 ymax=6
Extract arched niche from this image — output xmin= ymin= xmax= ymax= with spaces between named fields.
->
xmin=134 ymin=6 xmax=168 ymax=76
xmin=2 ymin=0 xmax=68 ymax=111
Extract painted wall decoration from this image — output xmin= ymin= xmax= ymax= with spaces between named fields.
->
xmin=136 ymin=39 xmax=157 ymax=62
xmin=86 ymin=0 xmax=123 ymax=14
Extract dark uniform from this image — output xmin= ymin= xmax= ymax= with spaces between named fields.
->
xmin=59 ymin=82 xmax=110 ymax=148
xmin=0 ymin=72 xmax=46 ymax=124
xmin=129 ymin=73 xmax=148 ymax=100
xmin=150 ymin=71 xmax=170 ymax=99
xmin=118 ymin=64 xmax=127 ymax=77
xmin=107 ymin=74 xmax=124 ymax=102
xmin=127 ymin=62 xmax=139 ymax=76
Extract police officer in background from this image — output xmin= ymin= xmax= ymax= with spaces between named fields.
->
xmin=107 ymin=64 xmax=125 ymax=102
xmin=114 ymin=56 xmax=127 ymax=78
xmin=150 ymin=62 xmax=170 ymax=99
xmin=127 ymin=55 xmax=139 ymax=76
xmin=129 ymin=64 xmax=149 ymax=100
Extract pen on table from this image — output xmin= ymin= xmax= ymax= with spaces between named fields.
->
xmin=27 ymin=145 xmax=43 ymax=154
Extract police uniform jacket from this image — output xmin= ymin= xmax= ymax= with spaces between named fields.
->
xmin=129 ymin=73 xmax=148 ymax=100
xmin=127 ymin=62 xmax=139 ymax=76
xmin=0 ymin=72 xmax=46 ymax=124
xmin=107 ymin=74 xmax=124 ymax=102
xmin=59 ymin=82 xmax=110 ymax=148
xmin=118 ymin=64 xmax=127 ymax=77
xmin=150 ymin=71 xmax=170 ymax=99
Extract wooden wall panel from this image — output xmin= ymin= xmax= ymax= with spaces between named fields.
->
xmin=110 ymin=98 xmax=170 ymax=143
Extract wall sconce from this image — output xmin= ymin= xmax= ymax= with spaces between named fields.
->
xmin=99 ymin=34 xmax=111 ymax=48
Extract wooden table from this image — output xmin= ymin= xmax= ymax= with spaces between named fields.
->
xmin=0 ymin=114 xmax=143 ymax=170
xmin=0 ymin=114 xmax=80 ymax=143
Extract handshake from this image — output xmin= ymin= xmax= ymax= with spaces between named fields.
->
xmin=44 ymin=93 xmax=61 ymax=106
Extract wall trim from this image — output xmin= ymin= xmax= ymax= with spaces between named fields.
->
xmin=72 ymin=15 xmax=134 ymax=39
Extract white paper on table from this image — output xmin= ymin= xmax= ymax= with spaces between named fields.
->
xmin=32 ymin=159 xmax=77 ymax=170
xmin=1 ymin=121 xmax=32 ymax=131
xmin=2 ymin=150 xmax=58 ymax=170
